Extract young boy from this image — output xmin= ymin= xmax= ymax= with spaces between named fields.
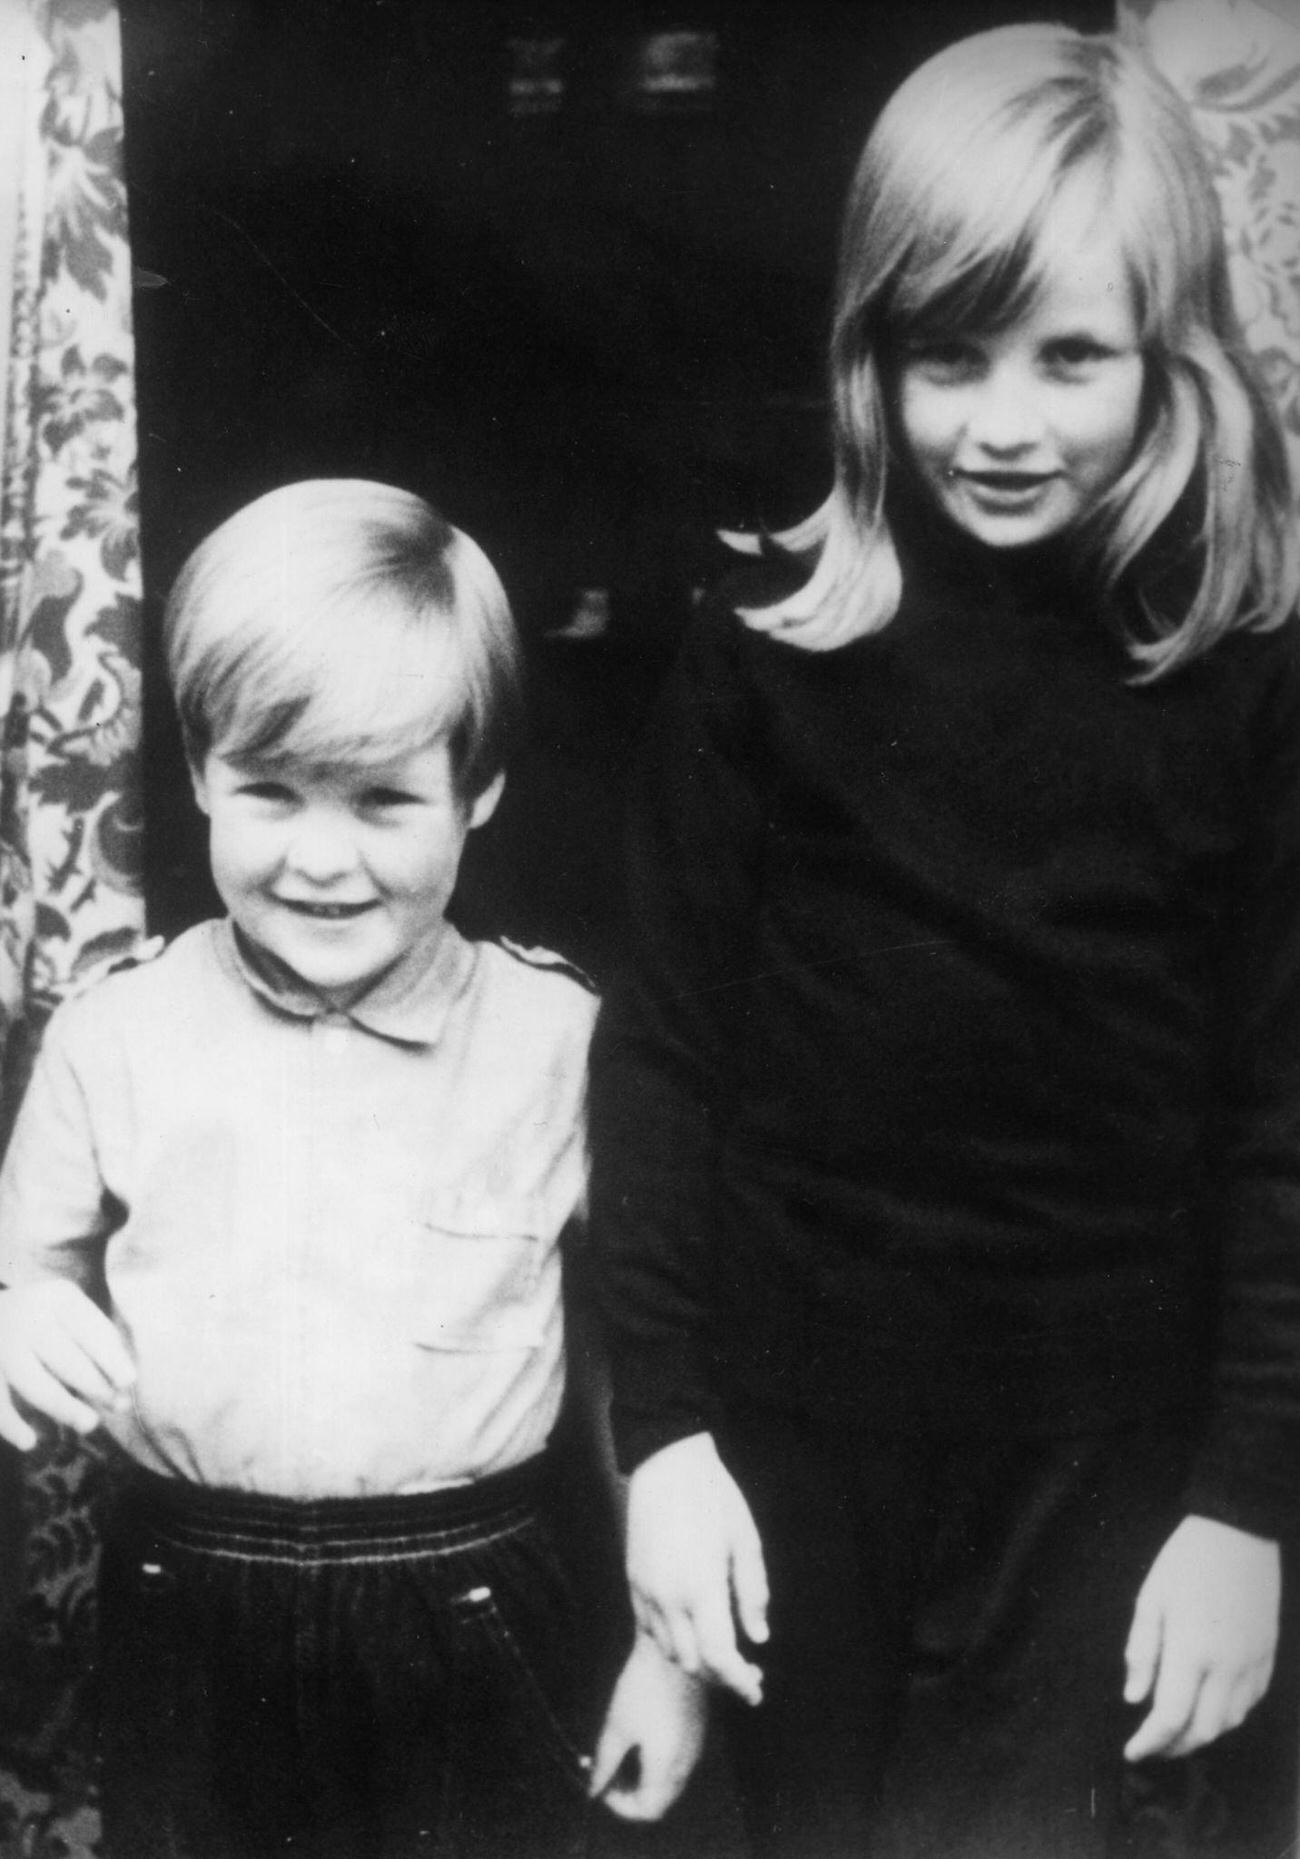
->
xmin=0 ymin=479 xmax=702 ymax=1858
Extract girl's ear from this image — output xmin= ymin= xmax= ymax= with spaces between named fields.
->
xmin=189 ymin=758 xmax=211 ymax=817
xmin=467 ymin=769 xmax=505 ymax=832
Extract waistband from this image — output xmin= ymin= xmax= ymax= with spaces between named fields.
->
xmin=119 ymin=1455 xmax=548 ymax=1566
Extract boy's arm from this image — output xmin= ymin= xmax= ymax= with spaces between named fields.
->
xmin=0 ymin=1279 xmax=134 ymax=1449
xmin=0 ymin=1004 xmax=129 ymax=1447
xmin=590 ymin=1631 xmax=708 ymax=1821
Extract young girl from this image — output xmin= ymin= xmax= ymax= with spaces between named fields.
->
xmin=590 ymin=23 xmax=1300 ymax=1859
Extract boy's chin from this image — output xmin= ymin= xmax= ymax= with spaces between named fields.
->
xmin=236 ymin=924 xmax=394 ymax=1004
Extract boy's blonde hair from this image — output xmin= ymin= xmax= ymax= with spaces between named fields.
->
xmin=164 ymin=479 xmax=522 ymax=798
xmin=742 ymin=23 xmax=1297 ymax=677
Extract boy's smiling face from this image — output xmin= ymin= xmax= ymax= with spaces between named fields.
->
xmin=191 ymin=739 xmax=502 ymax=1006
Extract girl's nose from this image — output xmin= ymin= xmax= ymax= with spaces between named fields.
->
xmin=284 ymin=806 xmax=358 ymax=881
xmin=967 ymin=368 xmax=1044 ymax=454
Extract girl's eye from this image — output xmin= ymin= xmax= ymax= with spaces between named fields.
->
xmin=905 ymin=340 xmax=982 ymax=382
xmin=1045 ymin=337 xmax=1112 ymax=372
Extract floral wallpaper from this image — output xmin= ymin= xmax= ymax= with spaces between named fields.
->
xmin=0 ymin=2 xmax=142 ymax=1855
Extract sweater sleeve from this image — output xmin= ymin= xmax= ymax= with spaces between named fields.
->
xmin=589 ymin=599 xmax=768 ymax=1473
xmin=1183 ymin=622 xmax=1300 ymax=1542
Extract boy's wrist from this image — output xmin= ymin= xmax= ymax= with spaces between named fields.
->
xmin=630 ymin=1627 xmax=710 ymax=1692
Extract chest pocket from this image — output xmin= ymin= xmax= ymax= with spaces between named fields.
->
xmin=407 ymin=1196 xmax=551 ymax=1353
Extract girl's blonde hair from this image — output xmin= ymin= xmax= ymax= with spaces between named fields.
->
xmin=741 ymin=23 xmax=1297 ymax=677
xmin=164 ymin=479 xmax=522 ymax=799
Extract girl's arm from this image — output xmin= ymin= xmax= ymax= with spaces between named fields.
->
xmin=1124 ymin=624 xmax=1300 ymax=1760
xmin=589 ymin=592 xmax=772 ymax=1697
xmin=1180 ymin=631 xmax=1300 ymax=1540
xmin=1122 ymin=1515 xmax=1280 ymax=1761
xmin=590 ymin=598 xmax=768 ymax=1472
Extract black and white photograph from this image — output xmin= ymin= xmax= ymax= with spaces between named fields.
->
xmin=0 ymin=2 xmax=1297 ymax=1854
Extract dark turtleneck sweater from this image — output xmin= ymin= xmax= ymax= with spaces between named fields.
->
xmin=589 ymin=503 xmax=1300 ymax=1541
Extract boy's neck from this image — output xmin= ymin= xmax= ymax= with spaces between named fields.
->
xmin=226 ymin=919 xmax=471 ymax=1044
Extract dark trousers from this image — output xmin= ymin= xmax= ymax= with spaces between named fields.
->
xmin=716 ymin=1408 xmax=1296 ymax=1859
xmin=96 ymin=1459 xmax=597 ymax=1859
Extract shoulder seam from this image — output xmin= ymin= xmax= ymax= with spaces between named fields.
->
xmin=494 ymin=937 xmax=598 ymax=995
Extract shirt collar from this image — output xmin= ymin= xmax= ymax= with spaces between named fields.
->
xmin=216 ymin=917 xmax=474 ymax=1048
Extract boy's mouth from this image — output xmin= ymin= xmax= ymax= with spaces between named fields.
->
xmin=277 ymin=898 xmax=376 ymax=920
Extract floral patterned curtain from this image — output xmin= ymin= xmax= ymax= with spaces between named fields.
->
xmin=1118 ymin=0 xmax=1300 ymax=499
xmin=0 ymin=2 xmax=143 ymax=1854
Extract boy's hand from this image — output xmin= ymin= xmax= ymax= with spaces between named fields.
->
xmin=625 ymin=1432 xmax=769 ymax=1705
xmin=0 ymin=1281 xmax=134 ymax=1451
xmin=589 ymin=1631 xmax=709 ymax=1821
xmin=1123 ymin=1514 xmax=1280 ymax=1762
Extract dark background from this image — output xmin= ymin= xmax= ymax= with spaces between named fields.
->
xmin=121 ymin=0 xmax=1111 ymax=982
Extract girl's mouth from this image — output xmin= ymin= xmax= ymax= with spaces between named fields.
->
xmin=962 ymin=471 xmax=1056 ymax=494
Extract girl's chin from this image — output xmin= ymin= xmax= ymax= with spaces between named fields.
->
xmin=944 ymin=502 xmax=1072 ymax=549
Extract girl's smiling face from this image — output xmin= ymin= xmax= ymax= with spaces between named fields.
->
xmin=893 ymin=228 xmax=1145 ymax=551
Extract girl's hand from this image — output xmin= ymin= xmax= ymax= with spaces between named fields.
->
xmin=625 ymin=1432 xmax=769 ymax=1705
xmin=589 ymin=1631 xmax=709 ymax=1820
xmin=1123 ymin=1514 xmax=1280 ymax=1761
xmin=0 ymin=1281 xmax=135 ymax=1450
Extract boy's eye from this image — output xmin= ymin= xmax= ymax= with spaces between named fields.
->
xmin=238 ymin=780 xmax=295 ymax=804
xmin=360 ymin=787 xmax=420 ymax=811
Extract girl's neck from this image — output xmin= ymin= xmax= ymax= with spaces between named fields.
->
xmin=885 ymin=471 xmax=1084 ymax=607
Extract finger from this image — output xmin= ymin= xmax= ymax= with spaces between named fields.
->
xmin=602 ymin=1712 xmax=703 ymax=1823
xmin=731 ymin=1517 xmax=771 ymax=1646
xmin=632 ymin=1587 xmax=696 ymax=1678
xmin=588 ymin=1715 xmax=634 ymax=1800
xmin=1168 ymin=1674 xmax=1234 ymax=1759
xmin=707 ymin=1649 xmax=764 ymax=1707
xmin=31 ymin=1332 xmax=127 ymax=1413
xmin=1221 ymin=1671 xmax=1266 ymax=1740
xmin=1124 ymin=1662 xmax=1201 ymax=1762
xmin=694 ymin=1592 xmax=763 ymax=1705
xmin=663 ymin=1607 xmax=704 ymax=1680
xmin=57 ymin=1300 xmax=135 ymax=1392
xmin=1123 ymin=1600 xmax=1160 ymax=1705
xmin=6 ymin=1360 xmax=102 ymax=1436
xmin=0 ymin=1388 xmax=39 ymax=1452
xmin=603 ymin=1759 xmax=681 ymax=1822
xmin=631 ymin=1590 xmax=669 ymax=1657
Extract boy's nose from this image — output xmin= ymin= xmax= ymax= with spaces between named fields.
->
xmin=283 ymin=808 xmax=359 ymax=880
